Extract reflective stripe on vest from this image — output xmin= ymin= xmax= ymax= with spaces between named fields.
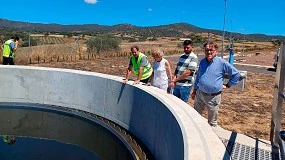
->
xmin=3 ymin=39 xmax=14 ymax=58
xmin=131 ymin=53 xmax=153 ymax=80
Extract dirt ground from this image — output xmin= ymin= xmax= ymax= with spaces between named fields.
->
xmin=30 ymin=51 xmax=284 ymax=140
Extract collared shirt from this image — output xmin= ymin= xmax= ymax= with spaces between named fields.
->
xmin=175 ymin=52 xmax=198 ymax=86
xmin=194 ymin=56 xmax=240 ymax=94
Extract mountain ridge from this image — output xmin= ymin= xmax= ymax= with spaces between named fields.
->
xmin=0 ymin=18 xmax=284 ymax=41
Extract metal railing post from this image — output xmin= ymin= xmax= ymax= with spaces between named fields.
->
xmin=270 ymin=42 xmax=285 ymax=148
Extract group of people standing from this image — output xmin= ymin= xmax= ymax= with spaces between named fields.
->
xmin=1 ymin=36 xmax=240 ymax=127
xmin=123 ymin=40 xmax=241 ymax=127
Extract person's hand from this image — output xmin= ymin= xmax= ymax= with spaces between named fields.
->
xmin=223 ymin=84 xmax=230 ymax=89
xmin=191 ymin=90 xmax=196 ymax=100
xmin=123 ymin=79 xmax=128 ymax=84
xmin=133 ymin=80 xmax=140 ymax=85
xmin=146 ymin=82 xmax=151 ymax=86
xmin=169 ymin=82 xmax=175 ymax=87
xmin=170 ymin=78 xmax=176 ymax=87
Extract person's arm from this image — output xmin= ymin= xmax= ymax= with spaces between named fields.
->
xmin=165 ymin=60 xmax=173 ymax=81
xmin=12 ymin=41 xmax=18 ymax=52
xmin=146 ymin=71 xmax=154 ymax=86
xmin=134 ymin=66 xmax=144 ymax=84
xmin=173 ymin=56 xmax=198 ymax=82
xmin=123 ymin=60 xmax=133 ymax=83
xmin=224 ymin=61 xmax=241 ymax=88
xmin=170 ymin=63 xmax=179 ymax=87
xmin=123 ymin=67 xmax=132 ymax=83
xmin=165 ymin=60 xmax=176 ymax=88
xmin=172 ymin=69 xmax=191 ymax=82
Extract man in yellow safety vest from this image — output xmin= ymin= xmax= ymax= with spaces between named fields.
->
xmin=1 ymin=35 xmax=19 ymax=65
xmin=123 ymin=45 xmax=153 ymax=85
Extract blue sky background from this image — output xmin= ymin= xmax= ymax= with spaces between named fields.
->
xmin=1 ymin=0 xmax=284 ymax=36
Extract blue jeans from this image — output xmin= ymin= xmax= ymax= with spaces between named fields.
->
xmin=173 ymin=85 xmax=192 ymax=102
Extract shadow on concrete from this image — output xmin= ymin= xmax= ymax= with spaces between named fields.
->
xmin=117 ymin=78 xmax=135 ymax=104
xmin=117 ymin=83 xmax=126 ymax=104
xmin=267 ymin=68 xmax=277 ymax=72
xmin=223 ymin=132 xmax=237 ymax=159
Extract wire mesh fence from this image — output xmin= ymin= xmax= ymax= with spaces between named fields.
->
xmin=0 ymin=36 xmax=204 ymax=65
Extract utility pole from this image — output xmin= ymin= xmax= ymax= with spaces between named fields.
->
xmin=28 ymin=30 xmax=31 ymax=64
xmin=240 ymin=27 xmax=246 ymax=55
xmin=221 ymin=0 xmax=227 ymax=59
xmin=230 ymin=20 xmax=233 ymax=39
xmin=27 ymin=22 xmax=31 ymax=64
xmin=228 ymin=20 xmax=235 ymax=65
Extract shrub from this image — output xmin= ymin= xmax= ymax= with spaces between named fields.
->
xmin=86 ymin=34 xmax=121 ymax=54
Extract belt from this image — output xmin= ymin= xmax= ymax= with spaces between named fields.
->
xmin=200 ymin=90 xmax=222 ymax=96
xmin=176 ymin=79 xmax=192 ymax=83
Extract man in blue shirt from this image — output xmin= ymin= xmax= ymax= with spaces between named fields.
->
xmin=191 ymin=41 xmax=240 ymax=127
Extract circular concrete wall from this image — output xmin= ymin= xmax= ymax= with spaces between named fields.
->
xmin=0 ymin=65 xmax=229 ymax=160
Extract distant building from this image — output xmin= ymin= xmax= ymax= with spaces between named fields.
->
xmin=179 ymin=38 xmax=191 ymax=41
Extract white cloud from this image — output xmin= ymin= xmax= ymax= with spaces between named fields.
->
xmin=148 ymin=8 xmax=152 ymax=12
xmin=84 ymin=0 xmax=98 ymax=4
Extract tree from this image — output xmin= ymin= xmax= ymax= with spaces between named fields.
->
xmin=86 ymin=34 xmax=121 ymax=54
xmin=186 ymin=33 xmax=207 ymax=44
xmin=271 ymin=39 xmax=281 ymax=47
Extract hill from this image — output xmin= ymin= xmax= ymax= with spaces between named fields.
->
xmin=0 ymin=18 xmax=284 ymax=42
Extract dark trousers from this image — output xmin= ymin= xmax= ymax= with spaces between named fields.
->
xmin=2 ymin=57 xmax=14 ymax=65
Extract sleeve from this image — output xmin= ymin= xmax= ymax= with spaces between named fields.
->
xmin=140 ymin=56 xmax=148 ymax=67
xmin=224 ymin=61 xmax=241 ymax=86
xmin=10 ymin=42 xmax=15 ymax=49
xmin=187 ymin=56 xmax=198 ymax=70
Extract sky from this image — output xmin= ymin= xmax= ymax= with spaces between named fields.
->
xmin=0 ymin=0 xmax=284 ymax=36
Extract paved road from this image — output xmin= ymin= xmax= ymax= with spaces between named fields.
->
xmin=165 ymin=55 xmax=277 ymax=75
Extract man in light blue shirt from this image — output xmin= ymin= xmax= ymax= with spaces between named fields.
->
xmin=191 ymin=41 xmax=240 ymax=127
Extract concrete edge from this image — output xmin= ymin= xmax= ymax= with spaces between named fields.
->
xmin=0 ymin=65 xmax=230 ymax=160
